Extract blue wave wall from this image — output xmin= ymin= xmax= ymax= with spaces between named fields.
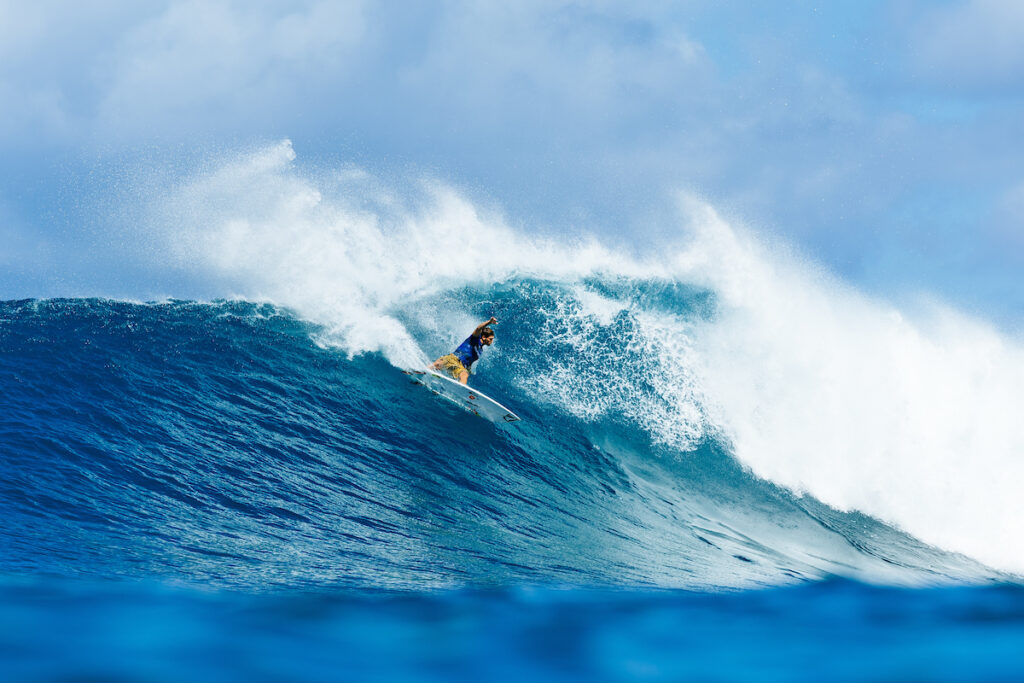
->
xmin=0 ymin=297 xmax=1000 ymax=591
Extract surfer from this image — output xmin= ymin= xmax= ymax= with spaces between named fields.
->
xmin=432 ymin=317 xmax=497 ymax=385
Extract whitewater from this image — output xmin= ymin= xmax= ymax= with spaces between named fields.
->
xmin=3 ymin=141 xmax=1024 ymax=679
xmin=148 ymin=139 xmax=1023 ymax=578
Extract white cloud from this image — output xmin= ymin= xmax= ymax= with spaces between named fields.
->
xmin=93 ymin=0 xmax=366 ymax=137
xmin=0 ymin=1 xmax=367 ymax=143
xmin=909 ymin=0 xmax=1024 ymax=91
xmin=397 ymin=2 xmax=711 ymax=137
xmin=0 ymin=2 xmax=49 ymax=60
xmin=1 ymin=1 xmax=1021 ymax=318
xmin=0 ymin=1 xmax=140 ymax=142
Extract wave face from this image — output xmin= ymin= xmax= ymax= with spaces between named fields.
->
xmin=119 ymin=140 xmax=1023 ymax=578
xmin=0 ymin=296 xmax=1007 ymax=590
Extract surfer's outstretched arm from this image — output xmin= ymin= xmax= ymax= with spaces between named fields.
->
xmin=473 ymin=317 xmax=497 ymax=337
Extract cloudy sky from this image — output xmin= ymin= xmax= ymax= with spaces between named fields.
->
xmin=1 ymin=0 xmax=1022 ymax=323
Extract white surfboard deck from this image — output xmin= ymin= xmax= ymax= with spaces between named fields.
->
xmin=403 ymin=369 xmax=521 ymax=424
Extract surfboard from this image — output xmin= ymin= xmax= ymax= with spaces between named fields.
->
xmin=403 ymin=369 xmax=521 ymax=423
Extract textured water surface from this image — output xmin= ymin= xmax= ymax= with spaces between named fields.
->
xmin=1 ymin=297 xmax=1020 ymax=681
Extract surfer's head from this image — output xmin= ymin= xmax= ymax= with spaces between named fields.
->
xmin=480 ymin=327 xmax=495 ymax=345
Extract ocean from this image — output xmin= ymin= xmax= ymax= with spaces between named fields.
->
xmin=2 ymin=294 xmax=1022 ymax=681
xmin=2 ymin=143 xmax=1023 ymax=680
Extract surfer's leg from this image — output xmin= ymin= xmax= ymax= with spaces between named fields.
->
xmin=434 ymin=354 xmax=468 ymax=382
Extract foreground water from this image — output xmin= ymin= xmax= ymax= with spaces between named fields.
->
xmin=1 ymin=578 xmax=1022 ymax=682
xmin=2 ymin=297 xmax=1021 ymax=680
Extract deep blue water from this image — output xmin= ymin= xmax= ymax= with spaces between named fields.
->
xmin=3 ymin=578 xmax=1023 ymax=682
xmin=2 ymin=297 xmax=1022 ymax=681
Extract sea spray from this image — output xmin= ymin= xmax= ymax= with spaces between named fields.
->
xmin=140 ymin=140 xmax=1024 ymax=575
xmin=0 ymin=298 xmax=998 ymax=590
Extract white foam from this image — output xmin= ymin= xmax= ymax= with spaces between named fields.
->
xmin=683 ymin=202 xmax=1024 ymax=576
xmin=148 ymin=141 xmax=1024 ymax=575
xmin=153 ymin=141 xmax=657 ymax=363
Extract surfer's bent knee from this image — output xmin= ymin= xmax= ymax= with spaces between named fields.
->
xmin=435 ymin=354 xmax=469 ymax=382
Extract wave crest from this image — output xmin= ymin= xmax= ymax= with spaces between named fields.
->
xmin=139 ymin=141 xmax=1024 ymax=575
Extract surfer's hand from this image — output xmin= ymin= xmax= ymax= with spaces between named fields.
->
xmin=488 ymin=317 xmax=497 ymax=325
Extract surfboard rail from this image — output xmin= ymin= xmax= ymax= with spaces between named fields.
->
xmin=403 ymin=369 xmax=521 ymax=423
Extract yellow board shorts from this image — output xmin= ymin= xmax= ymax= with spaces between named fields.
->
xmin=435 ymin=354 xmax=469 ymax=380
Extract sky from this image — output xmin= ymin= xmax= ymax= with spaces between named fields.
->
xmin=1 ymin=0 xmax=1022 ymax=324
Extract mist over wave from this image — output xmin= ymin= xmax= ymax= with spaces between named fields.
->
xmin=134 ymin=140 xmax=1024 ymax=577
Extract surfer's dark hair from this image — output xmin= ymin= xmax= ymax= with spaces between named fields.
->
xmin=480 ymin=327 xmax=495 ymax=339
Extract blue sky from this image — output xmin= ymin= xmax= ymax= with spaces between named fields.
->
xmin=1 ymin=0 xmax=1022 ymax=323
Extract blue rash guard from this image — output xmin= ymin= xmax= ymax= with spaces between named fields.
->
xmin=452 ymin=335 xmax=484 ymax=370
